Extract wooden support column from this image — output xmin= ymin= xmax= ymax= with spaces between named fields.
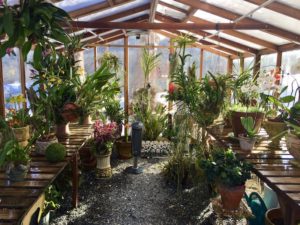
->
xmin=199 ymin=49 xmax=204 ymax=80
xmin=227 ymin=57 xmax=233 ymax=75
xmin=0 ymin=58 xmax=5 ymax=117
xmin=253 ymin=54 xmax=261 ymax=76
xmin=239 ymin=55 xmax=244 ymax=74
xmin=276 ymin=51 xmax=282 ymax=72
xmin=19 ymin=52 xmax=27 ymax=108
xmin=168 ymin=39 xmax=175 ymax=112
xmin=124 ymin=36 xmax=129 ymax=136
xmin=93 ymin=47 xmax=97 ymax=72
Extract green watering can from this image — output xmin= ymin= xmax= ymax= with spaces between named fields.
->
xmin=244 ymin=192 xmax=268 ymax=225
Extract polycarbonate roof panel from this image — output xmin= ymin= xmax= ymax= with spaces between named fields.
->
xmin=194 ymin=10 xmax=230 ymax=23
xmin=157 ymin=4 xmax=186 ymax=20
xmin=55 ymin=0 xmax=105 ymax=12
xmin=238 ymin=30 xmax=289 ymax=45
xmin=114 ymin=11 xmax=149 ymax=22
xmin=160 ymin=0 xmax=190 ymax=10
xmin=276 ymin=0 xmax=300 ymax=10
xmin=79 ymin=0 xmax=149 ymax=21
xmin=205 ymin=31 xmax=263 ymax=49
xmin=204 ymin=0 xmax=300 ymax=35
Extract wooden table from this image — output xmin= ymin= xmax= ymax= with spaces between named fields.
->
xmin=210 ymin=128 xmax=300 ymax=225
xmin=0 ymin=124 xmax=92 ymax=225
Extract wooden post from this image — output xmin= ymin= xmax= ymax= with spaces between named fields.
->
xmin=227 ymin=57 xmax=233 ymax=75
xmin=168 ymin=39 xmax=175 ymax=112
xmin=19 ymin=52 xmax=27 ymax=108
xmin=199 ymin=49 xmax=204 ymax=80
xmin=239 ymin=55 xmax=244 ymax=74
xmin=276 ymin=51 xmax=282 ymax=72
xmin=124 ymin=36 xmax=129 ymax=136
xmin=71 ymin=153 xmax=79 ymax=208
xmin=93 ymin=47 xmax=97 ymax=72
xmin=253 ymin=54 xmax=261 ymax=76
xmin=0 ymin=58 xmax=5 ymax=117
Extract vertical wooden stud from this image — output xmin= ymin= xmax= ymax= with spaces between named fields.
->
xmin=227 ymin=57 xmax=233 ymax=75
xmin=239 ymin=55 xmax=244 ymax=74
xmin=276 ymin=51 xmax=282 ymax=72
xmin=199 ymin=49 xmax=204 ymax=80
xmin=19 ymin=52 xmax=27 ymax=108
xmin=93 ymin=47 xmax=97 ymax=72
xmin=168 ymin=39 xmax=174 ymax=112
xmin=253 ymin=54 xmax=261 ymax=76
xmin=0 ymin=58 xmax=5 ymax=117
xmin=124 ymin=36 xmax=129 ymax=135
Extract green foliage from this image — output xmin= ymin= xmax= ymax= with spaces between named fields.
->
xmin=289 ymin=102 xmax=300 ymax=125
xmin=0 ymin=0 xmax=71 ymax=63
xmin=0 ymin=140 xmax=30 ymax=167
xmin=141 ymin=48 xmax=161 ymax=83
xmin=286 ymin=122 xmax=300 ymax=138
xmin=45 ymin=143 xmax=66 ymax=163
xmin=99 ymin=52 xmax=121 ymax=73
xmin=43 ymin=185 xmax=61 ymax=216
xmin=105 ymin=99 xmax=124 ymax=125
xmin=75 ymin=62 xmax=118 ymax=118
xmin=241 ymin=117 xmax=257 ymax=138
xmin=200 ymin=148 xmax=252 ymax=187
xmin=229 ymin=104 xmax=265 ymax=113
xmin=135 ymin=104 xmax=167 ymax=141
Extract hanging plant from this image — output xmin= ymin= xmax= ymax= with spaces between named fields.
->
xmin=0 ymin=0 xmax=71 ymax=66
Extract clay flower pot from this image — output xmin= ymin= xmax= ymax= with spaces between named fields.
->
xmin=12 ymin=125 xmax=30 ymax=147
xmin=231 ymin=111 xmax=264 ymax=137
xmin=218 ymin=185 xmax=245 ymax=210
xmin=55 ymin=123 xmax=70 ymax=138
xmin=35 ymin=137 xmax=58 ymax=155
xmin=265 ymin=208 xmax=283 ymax=225
xmin=115 ymin=138 xmax=132 ymax=159
xmin=286 ymin=133 xmax=300 ymax=160
xmin=61 ymin=103 xmax=80 ymax=123
xmin=238 ymin=134 xmax=256 ymax=151
xmin=6 ymin=163 xmax=29 ymax=182
xmin=81 ymin=115 xmax=93 ymax=125
xmin=263 ymin=120 xmax=287 ymax=147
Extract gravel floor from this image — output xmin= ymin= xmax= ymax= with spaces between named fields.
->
xmin=50 ymin=158 xmax=214 ymax=225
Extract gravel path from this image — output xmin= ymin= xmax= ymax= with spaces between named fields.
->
xmin=50 ymin=158 xmax=213 ymax=225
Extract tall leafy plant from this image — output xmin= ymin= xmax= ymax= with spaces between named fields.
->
xmin=0 ymin=0 xmax=71 ymax=65
xmin=141 ymin=48 xmax=161 ymax=85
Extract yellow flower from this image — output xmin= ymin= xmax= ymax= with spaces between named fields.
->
xmin=16 ymin=94 xmax=26 ymax=103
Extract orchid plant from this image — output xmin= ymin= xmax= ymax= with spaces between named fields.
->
xmin=6 ymin=94 xmax=29 ymax=128
xmin=91 ymin=121 xmax=118 ymax=155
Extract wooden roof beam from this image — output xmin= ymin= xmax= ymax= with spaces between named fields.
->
xmin=182 ymin=8 xmax=197 ymax=23
xmin=159 ymin=0 xmax=277 ymax=50
xmin=176 ymin=0 xmax=300 ymax=43
xmin=245 ymin=0 xmax=300 ymax=20
xmin=156 ymin=14 xmax=257 ymax=54
xmin=69 ymin=0 xmax=133 ymax=18
xmin=149 ymin=0 xmax=159 ymax=22
xmin=158 ymin=0 xmax=188 ymax=14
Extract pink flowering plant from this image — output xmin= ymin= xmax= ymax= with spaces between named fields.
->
xmin=91 ymin=121 xmax=118 ymax=155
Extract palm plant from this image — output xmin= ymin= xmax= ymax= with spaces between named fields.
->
xmin=141 ymin=48 xmax=161 ymax=85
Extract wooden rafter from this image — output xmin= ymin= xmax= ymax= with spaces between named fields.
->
xmin=182 ymin=8 xmax=197 ymax=23
xmin=106 ymin=0 xmax=127 ymax=35
xmin=149 ymin=0 xmax=159 ymax=22
xmin=69 ymin=0 xmax=132 ymax=18
xmin=245 ymin=0 xmax=300 ymax=20
xmin=156 ymin=14 xmax=257 ymax=54
xmin=176 ymin=0 xmax=300 ymax=43
xmin=159 ymin=0 xmax=277 ymax=50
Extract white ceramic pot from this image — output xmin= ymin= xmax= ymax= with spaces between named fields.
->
xmin=35 ymin=138 xmax=58 ymax=155
xmin=286 ymin=133 xmax=300 ymax=160
xmin=238 ymin=134 xmax=256 ymax=151
xmin=95 ymin=153 xmax=112 ymax=178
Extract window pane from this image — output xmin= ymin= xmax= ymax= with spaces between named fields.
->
xmin=261 ymin=53 xmax=277 ymax=72
xmin=233 ymin=59 xmax=240 ymax=75
xmin=244 ymin=57 xmax=254 ymax=75
xmin=83 ymin=48 xmax=95 ymax=75
xmin=3 ymin=48 xmax=21 ymax=109
xmin=25 ymin=51 xmax=34 ymax=88
xmin=185 ymin=48 xmax=200 ymax=79
xmin=203 ymin=51 xmax=228 ymax=76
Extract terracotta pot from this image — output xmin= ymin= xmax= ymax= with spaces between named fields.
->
xmin=263 ymin=120 xmax=287 ymax=147
xmin=6 ymin=163 xmax=29 ymax=182
xmin=81 ymin=115 xmax=93 ymax=125
xmin=12 ymin=125 xmax=30 ymax=147
xmin=116 ymin=139 xmax=132 ymax=159
xmin=95 ymin=153 xmax=112 ymax=178
xmin=55 ymin=123 xmax=70 ymax=138
xmin=238 ymin=134 xmax=256 ymax=151
xmin=61 ymin=103 xmax=80 ymax=122
xmin=79 ymin=146 xmax=96 ymax=171
xmin=231 ymin=111 xmax=264 ymax=137
xmin=35 ymin=137 xmax=58 ymax=155
xmin=265 ymin=208 xmax=283 ymax=225
xmin=286 ymin=133 xmax=300 ymax=160
xmin=218 ymin=185 xmax=245 ymax=210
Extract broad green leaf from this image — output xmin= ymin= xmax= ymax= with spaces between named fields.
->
xmin=280 ymin=95 xmax=295 ymax=103
xmin=3 ymin=9 xmax=14 ymax=37
xmin=280 ymin=86 xmax=288 ymax=95
xmin=33 ymin=44 xmax=42 ymax=70
xmin=22 ymin=41 xmax=32 ymax=61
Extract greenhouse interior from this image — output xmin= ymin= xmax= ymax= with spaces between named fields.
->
xmin=1 ymin=0 xmax=300 ymax=225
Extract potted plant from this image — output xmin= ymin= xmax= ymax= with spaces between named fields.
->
xmin=0 ymin=139 xmax=31 ymax=182
xmin=285 ymin=122 xmax=300 ymax=161
xmin=6 ymin=94 xmax=30 ymax=146
xmin=261 ymin=85 xmax=294 ymax=146
xmin=238 ymin=117 xmax=258 ymax=151
xmin=40 ymin=185 xmax=61 ymax=225
xmin=90 ymin=121 xmax=118 ymax=178
xmin=75 ymin=63 xmax=116 ymax=125
xmin=200 ymin=148 xmax=252 ymax=210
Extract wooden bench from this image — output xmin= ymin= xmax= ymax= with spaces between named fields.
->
xmin=0 ymin=124 xmax=92 ymax=225
xmin=210 ymin=128 xmax=300 ymax=225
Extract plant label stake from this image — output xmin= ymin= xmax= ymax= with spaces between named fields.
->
xmin=125 ymin=121 xmax=143 ymax=174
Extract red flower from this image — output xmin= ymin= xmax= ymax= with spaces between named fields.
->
xmin=169 ymin=82 xmax=176 ymax=94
